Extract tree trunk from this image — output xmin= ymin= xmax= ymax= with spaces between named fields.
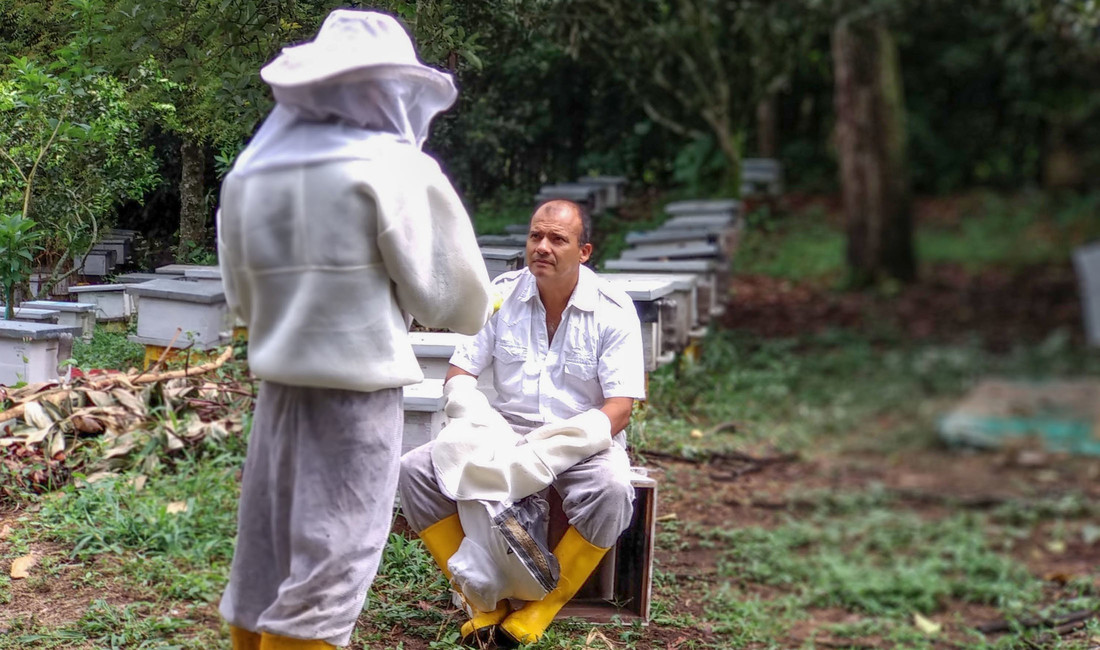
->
xmin=832 ymin=18 xmax=915 ymax=287
xmin=177 ymin=138 xmax=206 ymax=262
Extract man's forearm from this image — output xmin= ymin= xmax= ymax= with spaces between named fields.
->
xmin=599 ymin=397 xmax=634 ymax=437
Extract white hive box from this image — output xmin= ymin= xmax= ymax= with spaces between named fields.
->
xmin=480 ymin=247 xmax=525 ymax=280
xmin=578 ymin=176 xmax=628 ymax=209
xmin=535 ymin=183 xmax=605 ymax=215
xmin=5 ymin=307 xmax=60 ymax=323
xmin=126 ymin=278 xmax=230 ymax=349
xmin=74 ymin=248 xmax=118 ymax=277
xmin=664 ymin=199 xmax=741 ymax=218
xmin=409 ymin=331 xmax=469 ymax=380
xmin=599 ymin=273 xmax=698 ymax=351
xmin=477 ymin=233 xmax=528 ymax=247
xmin=69 ymin=284 xmax=131 ymax=322
xmin=20 ymin=301 xmax=97 ymax=341
xmin=599 ymin=275 xmax=677 ymax=371
xmin=408 ymin=331 xmax=497 ymax=395
xmin=1075 ymin=243 xmax=1100 ymax=347
xmin=620 ymin=240 xmax=723 ymax=262
xmin=402 ymin=378 xmax=446 ymax=456
xmin=95 ymin=236 xmax=131 ymax=266
xmin=603 ymin=258 xmax=721 ymax=325
xmin=154 ymin=263 xmax=215 ymax=276
xmin=0 ymin=321 xmax=83 ymax=386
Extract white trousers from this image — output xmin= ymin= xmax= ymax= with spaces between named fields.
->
xmin=399 ymin=440 xmax=635 ymax=549
xmin=220 ymin=381 xmax=403 ymax=647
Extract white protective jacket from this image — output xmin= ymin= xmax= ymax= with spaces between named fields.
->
xmin=218 ymin=95 xmax=493 ymax=392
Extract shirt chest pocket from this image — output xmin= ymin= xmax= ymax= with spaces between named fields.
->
xmin=562 ymin=355 xmax=598 ymax=381
xmin=493 ymin=340 xmax=529 ymax=368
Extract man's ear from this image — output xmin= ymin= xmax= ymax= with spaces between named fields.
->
xmin=579 ymin=242 xmax=593 ymax=263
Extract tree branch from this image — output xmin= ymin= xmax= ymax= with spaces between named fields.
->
xmin=22 ymin=110 xmax=68 ymax=220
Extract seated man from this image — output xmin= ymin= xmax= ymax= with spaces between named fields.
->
xmin=399 ymin=199 xmax=646 ymax=646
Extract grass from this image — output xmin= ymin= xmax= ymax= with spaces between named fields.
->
xmin=635 ymin=327 xmax=1100 ymax=458
xmin=70 ymin=324 xmax=145 ymax=371
xmin=733 ymin=190 xmax=1100 ymax=285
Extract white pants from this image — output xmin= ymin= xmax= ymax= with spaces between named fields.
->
xmin=220 ymin=381 xmax=403 ymax=647
xmin=399 ymin=440 xmax=635 ymax=549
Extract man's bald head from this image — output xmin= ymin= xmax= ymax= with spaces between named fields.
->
xmin=532 ymin=200 xmax=591 ymax=246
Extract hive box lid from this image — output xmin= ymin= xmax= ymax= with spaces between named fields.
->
xmin=155 ymin=264 xmax=216 ymax=276
xmin=404 ymin=378 xmax=445 ymax=411
xmin=604 ymin=259 xmax=718 ymax=273
xmin=599 ymin=275 xmax=676 ymax=301
xmin=0 ymin=320 xmax=83 ymax=340
xmin=409 ymin=331 xmax=468 ymax=358
xmin=619 ymin=241 xmax=722 ymax=261
xmin=71 ymin=284 xmax=128 ymax=294
xmin=125 ymin=278 xmax=225 ymax=304
xmin=112 ymin=273 xmax=162 ymax=284
xmin=480 ymin=247 xmax=525 ymax=261
xmin=185 ymin=268 xmax=222 ymax=280
xmin=21 ymin=300 xmax=97 ymax=313
xmin=664 ymin=199 xmax=740 ymax=216
xmin=598 ymin=272 xmax=696 ymax=292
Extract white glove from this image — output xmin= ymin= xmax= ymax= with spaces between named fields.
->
xmin=443 ymin=374 xmax=496 ymax=425
xmin=525 ymin=409 xmax=611 ymax=477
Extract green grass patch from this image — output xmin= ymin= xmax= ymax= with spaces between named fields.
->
xmin=634 ymin=328 xmax=1100 ymax=458
xmin=0 ymin=600 xmax=215 ymax=650
xmin=70 ymin=325 xmax=145 ymax=372
xmin=20 ymin=445 xmax=244 ymax=603
xmin=917 ymin=191 xmax=1100 ymax=270
xmin=734 ymin=206 xmax=846 ymax=283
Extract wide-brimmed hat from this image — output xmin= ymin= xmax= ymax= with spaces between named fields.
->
xmin=260 ymin=10 xmax=457 ymax=111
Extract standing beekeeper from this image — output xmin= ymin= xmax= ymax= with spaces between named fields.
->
xmin=216 ymin=9 xmax=494 ymax=650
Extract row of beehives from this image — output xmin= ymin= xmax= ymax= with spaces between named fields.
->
xmin=402 ymin=197 xmax=742 ymax=456
xmin=0 ymin=265 xmax=230 ymax=386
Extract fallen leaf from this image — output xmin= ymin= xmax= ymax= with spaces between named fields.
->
xmin=127 ymin=475 xmax=148 ymax=492
xmin=112 ymin=389 xmax=147 ymax=415
xmin=22 ymin=401 xmax=52 ymax=429
xmin=166 ymin=501 xmax=188 ymax=514
xmin=18 ymin=425 xmax=53 ymax=446
xmin=71 ymin=415 xmax=104 ymax=434
xmin=84 ymin=390 xmax=115 ymax=407
xmin=690 ymin=429 xmax=703 ymax=438
xmin=0 ymin=524 xmax=11 ymax=540
xmin=10 ymin=554 xmax=36 ymax=579
xmin=1044 ymin=571 xmax=1073 ymax=584
xmin=1047 ymin=539 xmax=1067 ymax=554
xmin=914 ymin=612 xmax=941 ymax=635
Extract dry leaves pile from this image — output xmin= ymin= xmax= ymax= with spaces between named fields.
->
xmin=0 ymin=348 xmax=252 ymax=495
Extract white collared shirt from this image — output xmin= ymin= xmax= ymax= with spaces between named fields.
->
xmin=450 ymin=266 xmax=646 ymax=430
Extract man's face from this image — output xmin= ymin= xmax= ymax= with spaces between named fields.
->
xmin=526 ymin=206 xmax=592 ymax=284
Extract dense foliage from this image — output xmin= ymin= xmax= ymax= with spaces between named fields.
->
xmin=0 ymin=0 xmax=1097 ymax=258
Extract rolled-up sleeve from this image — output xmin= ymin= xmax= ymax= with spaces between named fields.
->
xmin=598 ymin=304 xmax=646 ymax=400
xmin=449 ymin=314 xmax=496 ymax=376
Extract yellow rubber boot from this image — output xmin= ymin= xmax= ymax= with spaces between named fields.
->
xmin=258 ymin=632 xmax=334 ymax=649
xmin=230 ymin=626 xmax=261 ymax=650
xmin=419 ymin=513 xmax=465 ymax=579
xmin=459 ymin=600 xmax=511 ymax=646
xmin=500 ymin=526 xmax=610 ymax=645
xmin=419 ymin=514 xmax=509 ymax=646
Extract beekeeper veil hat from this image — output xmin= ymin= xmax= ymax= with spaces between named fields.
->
xmin=259 ymin=9 xmax=457 ymax=148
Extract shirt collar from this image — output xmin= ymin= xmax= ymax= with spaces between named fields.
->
xmin=517 ymin=265 xmax=599 ymax=312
